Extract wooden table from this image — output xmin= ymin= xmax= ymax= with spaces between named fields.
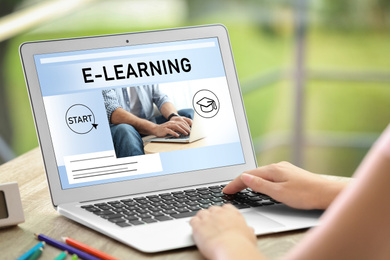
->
xmin=0 ymin=147 xmax=349 ymax=259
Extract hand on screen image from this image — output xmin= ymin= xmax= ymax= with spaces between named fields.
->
xmin=152 ymin=117 xmax=191 ymax=138
xmin=102 ymin=85 xmax=194 ymax=158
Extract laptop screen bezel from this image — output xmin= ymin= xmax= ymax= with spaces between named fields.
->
xmin=20 ymin=24 xmax=257 ymax=207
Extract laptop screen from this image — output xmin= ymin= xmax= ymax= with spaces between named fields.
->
xmin=33 ymin=37 xmax=245 ymax=190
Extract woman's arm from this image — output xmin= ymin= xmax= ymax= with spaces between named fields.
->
xmin=285 ymin=124 xmax=390 ymax=260
xmin=192 ymin=125 xmax=390 ymax=260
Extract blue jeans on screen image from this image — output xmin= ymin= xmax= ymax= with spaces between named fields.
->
xmin=110 ymin=109 xmax=194 ymax=158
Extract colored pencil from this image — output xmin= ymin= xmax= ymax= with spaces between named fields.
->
xmin=63 ymin=236 xmax=119 ymax=260
xmin=54 ymin=251 xmax=68 ymax=260
xmin=17 ymin=241 xmax=45 ymax=260
xmin=26 ymin=247 xmax=42 ymax=260
xmin=34 ymin=233 xmax=100 ymax=260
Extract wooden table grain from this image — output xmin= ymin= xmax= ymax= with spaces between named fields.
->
xmin=0 ymin=148 xmax=349 ymax=260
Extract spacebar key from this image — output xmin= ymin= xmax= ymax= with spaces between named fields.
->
xmin=171 ymin=210 xmax=198 ymax=219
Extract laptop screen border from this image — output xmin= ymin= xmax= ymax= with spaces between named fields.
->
xmin=20 ymin=24 xmax=257 ymax=207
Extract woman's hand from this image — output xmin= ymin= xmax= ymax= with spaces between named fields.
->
xmin=190 ymin=204 xmax=264 ymax=260
xmin=223 ymin=161 xmax=347 ymax=210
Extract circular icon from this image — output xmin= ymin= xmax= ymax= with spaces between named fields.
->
xmin=65 ymin=104 xmax=96 ymax=134
xmin=192 ymin=89 xmax=220 ymax=118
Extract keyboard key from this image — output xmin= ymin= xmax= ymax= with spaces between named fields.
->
xmin=138 ymin=204 xmax=151 ymax=209
xmin=108 ymin=217 xmax=126 ymax=223
xmin=170 ymin=211 xmax=198 ymax=219
xmin=163 ymin=200 xmax=176 ymax=205
xmin=161 ymin=205 xmax=174 ymax=210
xmin=172 ymin=193 xmax=186 ymax=198
xmin=96 ymin=205 xmax=113 ymax=210
xmin=83 ymin=207 xmax=100 ymax=212
xmin=153 ymin=202 xmax=165 ymax=207
xmin=163 ymin=209 xmax=178 ymax=215
xmin=172 ymin=203 xmax=186 ymax=208
xmin=188 ymin=206 xmax=201 ymax=211
xmin=143 ymin=218 xmax=158 ymax=223
xmin=94 ymin=203 xmax=108 ymax=207
xmin=138 ymin=214 xmax=152 ymax=219
xmin=155 ymin=216 xmax=173 ymax=221
xmin=94 ymin=210 xmax=115 ymax=216
xmin=161 ymin=195 xmax=175 ymax=200
xmin=113 ymin=208 xmax=128 ymax=213
xmin=171 ymin=191 xmax=184 ymax=195
xmin=159 ymin=193 xmax=171 ymax=197
xmin=187 ymin=196 xmax=201 ymax=201
xmin=125 ymin=206 xmax=139 ymax=211
xmin=148 ymin=197 xmax=162 ymax=203
xmin=129 ymin=220 xmax=145 ymax=225
xmin=116 ymin=222 xmax=131 ymax=227
xmin=212 ymin=192 xmax=225 ymax=197
xmin=120 ymin=199 xmax=133 ymax=203
xmin=176 ymin=208 xmax=190 ymax=213
xmin=124 ymin=215 xmax=139 ymax=221
xmin=107 ymin=200 xmax=121 ymax=204
xmin=233 ymin=204 xmax=251 ymax=209
xmin=247 ymin=201 xmax=263 ymax=207
xmin=150 ymin=212 xmax=164 ymax=217
xmin=175 ymin=198 xmax=186 ymax=203
xmin=146 ymin=195 xmax=158 ymax=199
xmin=100 ymin=213 xmax=124 ymax=219
xmin=81 ymin=205 xmax=94 ymax=209
xmin=148 ymin=207 xmax=162 ymax=212
xmin=248 ymin=197 xmax=263 ymax=201
xmin=135 ymin=209 xmax=149 ymax=214
xmin=186 ymin=201 xmax=200 ymax=206
xmin=199 ymin=199 xmax=212 ymax=204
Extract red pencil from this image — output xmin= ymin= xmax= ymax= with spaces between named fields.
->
xmin=62 ymin=237 xmax=119 ymax=260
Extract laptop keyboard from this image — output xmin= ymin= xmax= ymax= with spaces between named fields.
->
xmin=165 ymin=133 xmax=189 ymax=140
xmin=80 ymin=185 xmax=280 ymax=228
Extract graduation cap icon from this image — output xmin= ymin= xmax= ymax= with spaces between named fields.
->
xmin=196 ymin=97 xmax=217 ymax=113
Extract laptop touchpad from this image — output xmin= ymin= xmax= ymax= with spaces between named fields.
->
xmin=242 ymin=211 xmax=284 ymax=233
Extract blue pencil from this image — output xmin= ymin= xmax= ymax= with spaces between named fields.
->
xmin=35 ymin=233 xmax=100 ymax=260
xmin=26 ymin=247 xmax=43 ymax=260
xmin=17 ymin=241 xmax=45 ymax=260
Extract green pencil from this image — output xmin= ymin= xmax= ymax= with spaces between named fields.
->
xmin=54 ymin=251 xmax=67 ymax=260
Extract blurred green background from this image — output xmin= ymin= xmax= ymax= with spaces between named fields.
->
xmin=0 ymin=0 xmax=389 ymax=177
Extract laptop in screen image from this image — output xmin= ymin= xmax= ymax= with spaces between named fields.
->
xmin=20 ymin=24 xmax=322 ymax=253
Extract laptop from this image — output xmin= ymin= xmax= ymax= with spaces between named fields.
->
xmin=146 ymin=113 xmax=206 ymax=143
xmin=20 ymin=24 xmax=322 ymax=253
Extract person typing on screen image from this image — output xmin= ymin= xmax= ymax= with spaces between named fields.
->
xmin=102 ymin=84 xmax=193 ymax=158
xmin=190 ymin=123 xmax=390 ymax=260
